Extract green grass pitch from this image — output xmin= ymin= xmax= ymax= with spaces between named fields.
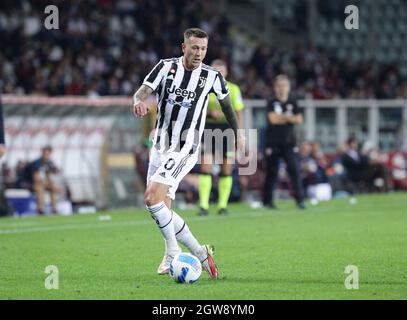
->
xmin=0 ymin=193 xmax=406 ymax=300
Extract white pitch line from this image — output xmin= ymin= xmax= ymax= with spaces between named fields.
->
xmin=0 ymin=211 xmax=268 ymax=235
xmin=0 ymin=219 xmax=150 ymax=235
xmin=0 ymin=221 xmax=43 ymax=228
xmin=0 ymin=205 xmax=339 ymax=236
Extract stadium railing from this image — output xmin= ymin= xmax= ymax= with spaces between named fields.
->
xmin=243 ymin=99 xmax=407 ymax=152
xmin=1 ymin=95 xmax=142 ymax=212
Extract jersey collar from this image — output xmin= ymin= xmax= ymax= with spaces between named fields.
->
xmin=180 ymin=56 xmax=202 ymax=72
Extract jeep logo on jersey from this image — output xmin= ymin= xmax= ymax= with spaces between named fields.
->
xmin=167 ymin=85 xmax=196 ymax=100
xmin=167 ymin=98 xmax=193 ymax=109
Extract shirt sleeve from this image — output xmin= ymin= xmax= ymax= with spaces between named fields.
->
xmin=142 ymin=60 xmax=166 ymax=92
xmin=211 ymin=72 xmax=230 ymax=101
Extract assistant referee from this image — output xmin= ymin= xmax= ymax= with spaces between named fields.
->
xmin=262 ymin=75 xmax=306 ymax=209
xmin=199 ymin=59 xmax=244 ymax=216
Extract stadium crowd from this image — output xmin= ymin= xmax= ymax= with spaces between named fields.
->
xmin=1 ymin=0 xmax=406 ymax=100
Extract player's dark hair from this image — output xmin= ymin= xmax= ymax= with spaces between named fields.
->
xmin=184 ymin=28 xmax=209 ymax=41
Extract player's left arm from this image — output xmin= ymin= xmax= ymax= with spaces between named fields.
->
xmin=219 ymin=95 xmax=239 ymax=134
xmin=213 ymin=73 xmax=245 ymax=151
xmin=236 ymin=110 xmax=243 ymax=129
xmin=232 ymin=85 xmax=245 ymax=129
xmin=219 ymin=95 xmax=245 ymax=150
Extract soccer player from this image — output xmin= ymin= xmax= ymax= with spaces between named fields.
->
xmin=132 ymin=28 xmax=245 ymax=278
xmin=198 ymin=59 xmax=244 ymax=216
xmin=262 ymin=75 xmax=306 ymax=209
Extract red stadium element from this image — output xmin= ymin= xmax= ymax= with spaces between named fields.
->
xmin=1 ymin=95 xmax=132 ymax=107
xmin=386 ymin=152 xmax=407 ymax=190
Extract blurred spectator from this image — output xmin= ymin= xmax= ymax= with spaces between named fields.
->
xmin=362 ymin=143 xmax=389 ymax=192
xmin=0 ymin=0 xmax=405 ymax=99
xmin=15 ymin=160 xmax=28 ymax=188
xmin=299 ymin=141 xmax=313 ymax=190
xmin=0 ymin=96 xmax=9 ymax=216
xmin=340 ymin=138 xmax=370 ymax=194
xmin=17 ymin=146 xmax=60 ymax=215
xmin=0 ymin=96 xmax=5 ymax=157
xmin=310 ymin=141 xmax=330 ymax=181
xmin=299 ymin=141 xmax=332 ymax=200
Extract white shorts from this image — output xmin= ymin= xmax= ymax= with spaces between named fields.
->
xmin=146 ymin=147 xmax=199 ymax=200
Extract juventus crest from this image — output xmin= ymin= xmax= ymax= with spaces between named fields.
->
xmin=198 ymin=76 xmax=207 ymax=88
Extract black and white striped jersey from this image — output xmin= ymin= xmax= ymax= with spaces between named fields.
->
xmin=142 ymin=56 xmax=229 ymax=154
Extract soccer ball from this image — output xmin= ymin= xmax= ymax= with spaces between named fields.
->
xmin=169 ymin=253 xmax=202 ymax=284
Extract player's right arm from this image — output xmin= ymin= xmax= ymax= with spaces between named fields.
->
xmin=133 ymin=59 xmax=167 ymax=118
xmin=133 ymin=85 xmax=153 ymax=118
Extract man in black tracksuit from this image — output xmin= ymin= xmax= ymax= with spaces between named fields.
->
xmin=262 ymin=75 xmax=306 ymax=209
xmin=0 ymin=96 xmax=5 ymax=158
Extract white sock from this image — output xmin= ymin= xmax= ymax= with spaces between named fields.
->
xmin=147 ymin=202 xmax=179 ymax=255
xmin=172 ymin=210 xmax=203 ymax=257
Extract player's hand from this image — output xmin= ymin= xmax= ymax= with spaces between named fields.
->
xmin=133 ymin=101 xmax=149 ymax=118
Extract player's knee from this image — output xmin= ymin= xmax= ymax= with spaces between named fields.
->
xmin=144 ymin=186 xmax=160 ymax=206
xmin=200 ymin=163 xmax=212 ymax=174
xmin=220 ymin=163 xmax=232 ymax=175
